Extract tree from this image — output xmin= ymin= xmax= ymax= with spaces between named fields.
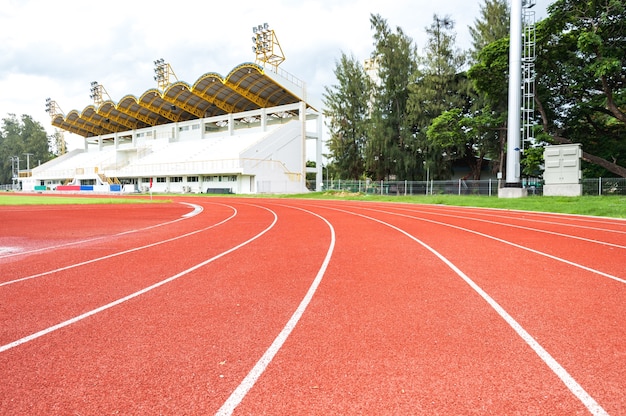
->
xmin=366 ymin=14 xmax=419 ymax=180
xmin=323 ymin=53 xmax=372 ymax=179
xmin=408 ymin=15 xmax=471 ymax=179
xmin=466 ymin=0 xmax=511 ymax=177
xmin=535 ymin=0 xmax=626 ymax=177
xmin=468 ymin=0 xmax=510 ymax=63
xmin=0 ymin=114 xmax=54 ymax=185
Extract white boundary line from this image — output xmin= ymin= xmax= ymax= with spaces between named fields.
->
xmin=215 ymin=205 xmax=336 ymax=416
xmin=326 ymin=205 xmax=609 ymax=416
xmin=0 ymin=204 xmax=277 ymax=354
xmin=357 ymin=205 xmax=626 ymax=285
xmin=388 ymin=205 xmax=626 ymax=249
xmin=1 ymin=203 xmax=226 ymax=287
xmin=0 ymin=202 xmax=203 ymax=260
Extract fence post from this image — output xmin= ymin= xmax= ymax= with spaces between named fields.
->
xmin=489 ymin=178 xmax=492 ymax=196
xmin=458 ymin=179 xmax=461 ymax=195
xmin=599 ymin=177 xmax=602 ymax=196
xmin=381 ymin=180 xmax=383 ymax=195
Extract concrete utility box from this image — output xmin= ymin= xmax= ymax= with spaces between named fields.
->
xmin=543 ymin=144 xmax=582 ymax=196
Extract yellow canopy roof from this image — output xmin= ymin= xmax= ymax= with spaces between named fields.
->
xmin=52 ymin=63 xmax=306 ymax=137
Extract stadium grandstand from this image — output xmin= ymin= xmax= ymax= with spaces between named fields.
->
xmin=20 ymin=24 xmax=322 ymax=194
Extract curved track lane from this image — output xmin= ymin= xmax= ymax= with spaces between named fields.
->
xmin=0 ymin=197 xmax=624 ymax=415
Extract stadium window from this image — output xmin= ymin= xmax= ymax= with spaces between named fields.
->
xmin=171 ymin=177 xmax=183 ymax=183
xmin=179 ymin=126 xmax=190 ymax=132
xmin=157 ymin=177 xmax=166 ymax=183
xmin=192 ymin=124 xmax=200 ymax=130
xmin=187 ymin=176 xmax=198 ymax=182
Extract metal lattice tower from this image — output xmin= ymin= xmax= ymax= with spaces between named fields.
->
xmin=153 ymin=59 xmax=178 ymax=91
xmin=252 ymin=23 xmax=285 ymax=71
xmin=89 ymin=81 xmax=112 ymax=106
xmin=522 ymin=0 xmax=536 ymax=150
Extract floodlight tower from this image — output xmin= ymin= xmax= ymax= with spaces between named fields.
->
xmin=153 ymin=58 xmax=178 ymax=91
xmin=45 ymin=98 xmax=66 ymax=155
xmin=89 ymin=81 xmax=112 ymax=106
xmin=251 ymin=23 xmax=285 ymax=71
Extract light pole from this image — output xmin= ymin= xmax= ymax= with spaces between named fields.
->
xmin=9 ymin=156 xmax=20 ymax=188
xmin=24 ymin=153 xmax=33 ymax=171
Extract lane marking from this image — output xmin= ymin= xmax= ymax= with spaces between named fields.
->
xmin=354 ymin=205 xmax=626 ymax=285
xmin=413 ymin=204 xmax=626 ymax=230
xmin=0 ymin=202 xmax=203 ymax=260
xmin=0 ymin=204 xmax=277 ymax=353
xmin=0 ymin=203 xmax=235 ymax=288
xmin=215 ymin=205 xmax=336 ymax=416
xmin=388 ymin=205 xmax=626 ymax=250
xmin=325 ymin=205 xmax=609 ymax=416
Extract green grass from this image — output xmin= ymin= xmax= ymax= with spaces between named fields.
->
xmin=278 ymin=192 xmax=626 ymax=219
xmin=1 ymin=192 xmax=624 ymax=219
xmin=0 ymin=194 xmax=167 ymax=206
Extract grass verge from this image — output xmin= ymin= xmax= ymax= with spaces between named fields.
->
xmin=0 ymin=194 xmax=167 ymax=206
xmin=279 ymin=192 xmax=626 ymax=219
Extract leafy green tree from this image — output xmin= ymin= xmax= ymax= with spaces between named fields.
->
xmin=427 ymin=108 xmax=503 ymax=179
xmin=535 ymin=0 xmax=626 ymax=177
xmin=323 ymin=53 xmax=372 ymax=179
xmin=0 ymin=114 xmax=54 ymax=185
xmin=467 ymin=1 xmax=511 ymax=177
xmin=467 ymin=38 xmax=510 ymax=176
xmin=468 ymin=0 xmax=510 ymax=63
xmin=408 ymin=15 xmax=471 ymax=179
xmin=366 ymin=14 xmax=419 ymax=180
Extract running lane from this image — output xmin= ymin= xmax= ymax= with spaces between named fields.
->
xmin=219 ymin=199 xmax=622 ymax=415
xmin=1 ymin=197 xmax=623 ymax=415
xmin=0 ymin=199 xmax=333 ymax=415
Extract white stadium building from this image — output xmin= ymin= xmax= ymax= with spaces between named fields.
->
xmin=21 ymin=30 xmax=323 ymax=194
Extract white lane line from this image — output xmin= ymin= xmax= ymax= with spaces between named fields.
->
xmin=0 ymin=203 xmax=235 ymax=288
xmin=328 ymin=206 xmax=609 ymax=416
xmin=0 ymin=202 xmax=203 ymax=260
xmin=357 ymin=205 xmax=626 ymax=285
xmin=414 ymin=205 xmax=626 ymax=231
xmin=0 ymin=204 xmax=277 ymax=354
xmin=215 ymin=205 xmax=336 ymax=416
xmin=388 ymin=205 xmax=626 ymax=250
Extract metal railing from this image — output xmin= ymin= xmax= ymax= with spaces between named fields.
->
xmin=312 ymin=178 xmax=626 ymax=196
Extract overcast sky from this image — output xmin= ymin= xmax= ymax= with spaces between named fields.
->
xmin=0 ymin=0 xmax=552 ymax=149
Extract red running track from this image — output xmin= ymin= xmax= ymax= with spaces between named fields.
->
xmin=0 ymin=197 xmax=624 ymax=415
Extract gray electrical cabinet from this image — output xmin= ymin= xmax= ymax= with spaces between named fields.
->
xmin=543 ymin=144 xmax=582 ymax=196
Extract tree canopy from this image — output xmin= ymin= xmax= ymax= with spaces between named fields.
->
xmin=322 ymin=0 xmax=625 ymax=180
xmin=0 ymin=114 xmax=55 ymax=185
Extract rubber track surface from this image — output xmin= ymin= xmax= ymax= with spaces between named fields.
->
xmin=1 ymin=197 xmax=624 ymax=415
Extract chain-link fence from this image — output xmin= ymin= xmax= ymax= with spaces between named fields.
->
xmin=310 ymin=178 xmax=626 ymax=197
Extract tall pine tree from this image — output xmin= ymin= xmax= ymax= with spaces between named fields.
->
xmin=365 ymin=14 xmax=418 ymax=180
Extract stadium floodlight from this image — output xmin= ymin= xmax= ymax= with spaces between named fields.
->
xmin=44 ymin=98 xmax=63 ymax=117
xmin=89 ymin=81 xmax=111 ymax=106
xmin=153 ymin=58 xmax=177 ymax=91
xmin=251 ymin=22 xmax=286 ymax=70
